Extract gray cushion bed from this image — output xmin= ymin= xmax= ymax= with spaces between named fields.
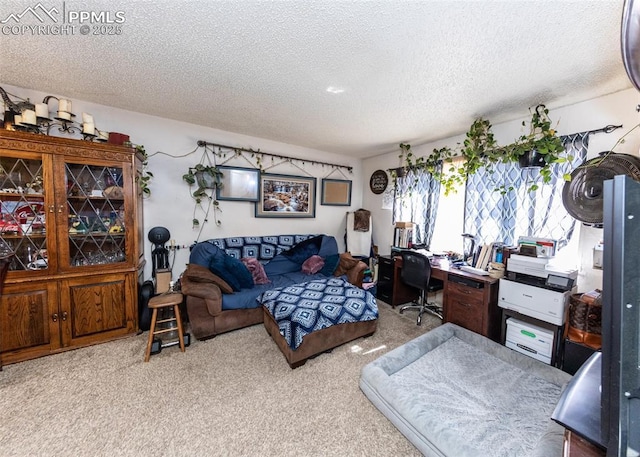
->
xmin=359 ymin=323 xmax=572 ymax=457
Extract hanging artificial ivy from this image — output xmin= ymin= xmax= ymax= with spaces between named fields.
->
xmin=183 ymin=150 xmax=224 ymax=231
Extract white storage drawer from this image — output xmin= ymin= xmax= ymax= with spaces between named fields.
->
xmin=505 ymin=317 xmax=554 ymax=364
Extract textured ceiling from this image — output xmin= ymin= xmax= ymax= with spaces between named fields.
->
xmin=0 ymin=0 xmax=633 ymax=158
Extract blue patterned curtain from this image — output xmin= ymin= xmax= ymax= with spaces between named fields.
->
xmin=464 ymin=132 xmax=589 ymax=248
xmin=392 ymin=166 xmax=441 ymax=248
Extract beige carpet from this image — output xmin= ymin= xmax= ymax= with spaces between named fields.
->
xmin=0 ymin=303 xmax=441 ymax=457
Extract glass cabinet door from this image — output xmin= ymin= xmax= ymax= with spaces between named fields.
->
xmin=64 ymin=162 xmax=126 ymax=268
xmin=0 ymin=156 xmax=48 ymax=271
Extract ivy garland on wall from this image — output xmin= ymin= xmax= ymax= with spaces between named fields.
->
xmin=392 ymin=105 xmax=623 ymax=196
xmin=176 ymin=141 xmax=353 ymax=238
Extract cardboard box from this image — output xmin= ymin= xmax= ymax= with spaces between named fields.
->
xmin=155 ymin=269 xmax=172 ymax=294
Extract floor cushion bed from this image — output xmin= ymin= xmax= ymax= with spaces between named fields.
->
xmin=359 ymin=323 xmax=572 ymax=457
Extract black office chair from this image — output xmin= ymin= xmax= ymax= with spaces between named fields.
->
xmin=399 ymin=250 xmax=444 ymax=325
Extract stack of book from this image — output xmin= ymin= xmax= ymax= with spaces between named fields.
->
xmin=393 ymin=222 xmax=414 ymax=249
xmin=473 ymin=242 xmax=506 ymax=271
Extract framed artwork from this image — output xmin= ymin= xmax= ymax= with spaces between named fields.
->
xmin=255 ymin=173 xmax=316 ymax=218
xmin=321 ymin=178 xmax=352 ymax=206
xmin=216 ymin=166 xmax=260 ymax=201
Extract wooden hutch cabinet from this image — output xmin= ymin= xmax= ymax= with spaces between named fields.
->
xmin=0 ymin=130 xmax=143 ymax=366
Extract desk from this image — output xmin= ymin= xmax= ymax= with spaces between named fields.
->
xmin=563 ymin=430 xmax=606 ymax=457
xmin=377 ymin=255 xmax=501 ymax=341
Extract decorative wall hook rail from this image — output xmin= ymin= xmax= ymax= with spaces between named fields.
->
xmin=585 ymin=124 xmax=623 ymax=135
xmin=196 ymin=140 xmax=353 ymax=173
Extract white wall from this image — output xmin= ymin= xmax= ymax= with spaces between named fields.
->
xmin=1 ymin=83 xmax=364 ymax=281
xmin=362 ymin=88 xmax=640 ymax=292
xmin=6 ymin=83 xmax=639 ymax=290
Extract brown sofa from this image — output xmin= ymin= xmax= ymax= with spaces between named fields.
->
xmin=180 ymin=237 xmax=368 ymax=340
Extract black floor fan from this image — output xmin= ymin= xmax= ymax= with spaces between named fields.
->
xmin=562 ymin=152 xmax=640 ymax=227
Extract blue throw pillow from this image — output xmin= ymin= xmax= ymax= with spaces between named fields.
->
xmin=190 ymin=241 xmax=225 ymax=267
xmin=209 ymin=254 xmax=254 ymax=291
xmin=282 ymin=235 xmax=323 ymax=264
xmin=320 ymin=254 xmax=340 ymax=276
xmin=317 ymin=235 xmax=338 ymax=258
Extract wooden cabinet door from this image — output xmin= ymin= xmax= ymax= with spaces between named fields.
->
xmin=0 ymin=281 xmax=59 ymax=364
xmin=53 ymin=157 xmax=132 ymax=272
xmin=445 ymin=281 xmax=485 ymax=334
xmin=0 ymin=151 xmax=57 ymax=276
xmin=60 ymin=273 xmax=136 ymax=347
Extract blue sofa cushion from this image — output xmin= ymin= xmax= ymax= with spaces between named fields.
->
xmin=263 ymin=253 xmax=301 ymax=276
xmin=190 ymin=240 xmax=225 ymax=267
xmin=207 ymin=235 xmax=318 ymax=263
xmin=317 ymin=235 xmax=339 ymax=258
xmin=282 ymin=235 xmax=323 ymax=264
xmin=210 ymin=253 xmax=254 ymax=291
xmin=188 ymin=235 xmax=342 ymax=310
xmin=320 ymin=253 xmax=340 ymax=276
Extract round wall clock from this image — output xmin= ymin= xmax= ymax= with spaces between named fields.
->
xmin=369 ymin=169 xmax=388 ymax=194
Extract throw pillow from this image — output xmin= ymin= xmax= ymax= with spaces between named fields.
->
xmin=189 ymin=241 xmax=225 ymax=267
xmin=241 ymin=257 xmax=270 ymax=285
xmin=209 ymin=254 xmax=254 ymax=291
xmin=185 ymin=263 xmax=234 ymax=294
xmin=282 ymin=235 xmax=323 ymax=264
xmin=334 ymin=252 xmax=361 ymax=276
xmin=317 ymin=235 xmax=338 ymax=258
xmin=319 ymin=254 xmax=340 ymax=276
xmin=301 ymin=255 xmax=325 ymax=275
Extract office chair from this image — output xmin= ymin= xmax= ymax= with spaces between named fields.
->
xmin=399 ymin=250 xmax=444 ymax=325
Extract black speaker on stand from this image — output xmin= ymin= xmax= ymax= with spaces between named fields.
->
xmin=141 ymin=226 xmax=191 ymax=353
xmin=148 ymin=226 xmax=171 ymax=276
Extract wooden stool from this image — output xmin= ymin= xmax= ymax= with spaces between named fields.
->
xmin=144 ymin=292 xmax=186 ymax=362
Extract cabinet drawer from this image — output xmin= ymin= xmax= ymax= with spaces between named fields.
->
xmin=376 ymin=289 xmax=392 ymax=303
xmin=448 ymin=280 xmax=484 ymax=302
xmin=377 ymin=279 xmax=392 ymax=296
xmin=377 ymin=257 xmax=393 ymax=282
xmin=378 ymin=270 xmax=393 ymax=281
xmin=447 ymin=292 xmax=484 ymax=334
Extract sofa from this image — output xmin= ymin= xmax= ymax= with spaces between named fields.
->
xmin=180 ymin=234 xmax=369 ymax=340
xmin=360 ymin=323 xmax=572 ymax=457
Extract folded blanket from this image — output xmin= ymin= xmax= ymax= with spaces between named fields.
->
xmin=353 ymin=209 xmax=371 ymax=232
xmin=259 ymin=277 xmax=378 ymax=350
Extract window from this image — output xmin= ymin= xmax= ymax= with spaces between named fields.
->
xmin=393 ymin=132 xmax=588 ymax=256
xmin=430 ymin=157 xmax=465 ymax=254
xmin=464 ymin=133 xmax=588 ymax=249
xmin=392 ymin=166 xmax=441 ymax=248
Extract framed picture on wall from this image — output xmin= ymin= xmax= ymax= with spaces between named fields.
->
xmin=216 ymin=166 xmax=260 ymax=201
xmin=321 ymin=178 xmax=352 ymax=206
xmin=255 ymin=173 xmax=316 ymax=218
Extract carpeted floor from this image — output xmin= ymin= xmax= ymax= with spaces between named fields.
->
xmin=0 ymin=302 xmax=441 ymax=457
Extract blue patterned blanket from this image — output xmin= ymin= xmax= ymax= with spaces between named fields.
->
xmin=258 ymin=277 xmax=378 ymax=351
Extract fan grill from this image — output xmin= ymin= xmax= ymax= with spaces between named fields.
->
xmin=562 ymin=153 xmax=640 ymax=226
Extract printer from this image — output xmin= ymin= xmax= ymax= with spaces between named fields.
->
xmin=499 ymin=254 xmax=577 ymax=326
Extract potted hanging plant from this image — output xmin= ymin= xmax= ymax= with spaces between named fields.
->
xmin=393 ymin=118 xmax=498 ymax=196
xmin=134 ymin=145 xmax=153 ymax=197
xmin=393 ymin=104 xmax=571 ymax=195
xmin=497 ymin=104 xmax=570 ymax=183
xmin=182 ymin=163 xmax=224 ymax=228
